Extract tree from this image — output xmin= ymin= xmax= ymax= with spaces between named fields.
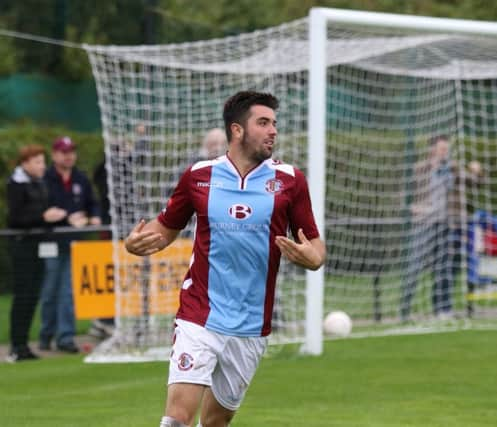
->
xmin=0 ymin=22 xmax=17 ymax=76
xmin=1 ymin=0 xmax=497 ymax=81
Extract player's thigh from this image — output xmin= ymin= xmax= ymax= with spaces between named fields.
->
xmin=166 ymin=383 xmax=206 ymax=425
xmin=168 ymin=319 xmax=220 ymax=387
xmin=167 ymin=320 xmax=220 ymax=423
xmin=199 ymin=388 xmax=235 ymax=427
xmin=210 ymin=335 xmax=267 ymax=411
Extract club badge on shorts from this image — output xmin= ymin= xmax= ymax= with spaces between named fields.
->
xmin=178 ymin=352 xmax=194 ymax=371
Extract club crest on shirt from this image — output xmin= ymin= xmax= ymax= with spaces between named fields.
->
xmin=265 ymin=178 xmax=283 ymax=194
xmin=178 ymin=352 xmax=194 ymax=371
xmin=228 ymin=204 xmax=253 ymax=220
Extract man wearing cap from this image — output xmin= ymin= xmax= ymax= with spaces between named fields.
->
xmin=39 ymin=136 xmax=101 ymax=353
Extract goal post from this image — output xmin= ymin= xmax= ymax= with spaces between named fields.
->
xmin=84 ymin=8 xmax=497 ymax=362
xmin=305 ymin=9 xmax=497 ymax=354
xmin=304 ymin=8 xmax=328 ymax=356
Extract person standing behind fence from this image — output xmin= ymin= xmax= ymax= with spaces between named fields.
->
xmin=87 ymin=157 xmax=116 ymax=340
xmin=195 ymin=127 xmax=228 ymax=162
xmin=401 ymin=135 xmax=454 ymax=322
xmin=5 ymin=145 xmax=67 ymax=362
xmin=448 ymin=159 xmax=483 ymax=317
xmin=39 ymin=136 xmax=101 ymax=353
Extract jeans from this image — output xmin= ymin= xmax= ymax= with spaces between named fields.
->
xmin=400 ymin=221 xmax=453 ymax=320
xmin=39 ymin=251 xmax=76 ymax=346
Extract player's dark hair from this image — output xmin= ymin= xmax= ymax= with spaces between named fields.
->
xmin=223 ymin=91 xmax=279 ymax=141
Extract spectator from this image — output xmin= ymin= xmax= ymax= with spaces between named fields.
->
xmin=39 ymin=136 xmax=101 ymax=353
xmin=88 ymin=156 xmax=116 ymax=340
xmin=195 ymin=127 xmax=228 ymax=162
xmin=401 ymin=135 xmax=454 ymax=321
xmin=132 ymin=123 xmax=151 ymax=221
xmin=93 ymin=158 xmax=111 ymax=225
xmin=6 ymin=145 xmax=67 ymax=362
xmin=89 ymin=127 xmax=150 ymax=340
xmin=448 ymin=159 xmax=483 ymax=316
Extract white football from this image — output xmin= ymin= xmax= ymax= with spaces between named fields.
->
xmin=323 ymin=311 xmax=352 ymax=337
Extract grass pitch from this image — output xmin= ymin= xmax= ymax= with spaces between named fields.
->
xmin=1 ymin=329 xmax=496 ymax=426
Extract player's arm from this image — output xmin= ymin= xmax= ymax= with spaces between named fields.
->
xmin=275 ymin=228 xmax=326 ymax=271
xmin=125 ymin=218 xmax=180 ymax=256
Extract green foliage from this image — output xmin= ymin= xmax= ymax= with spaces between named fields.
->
xmin=58 ymin=27 xmax=93 ymax=81
xmin=0 ymin=31 xmax=17 ymax=76
xmin=2 ymin=0 xmax=497 ymax=80
xmin=0 ymin=0 xmax=153 ymax=80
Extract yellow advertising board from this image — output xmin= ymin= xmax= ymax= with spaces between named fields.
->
xmin=71 ymin=239 xmax=193 ymax=319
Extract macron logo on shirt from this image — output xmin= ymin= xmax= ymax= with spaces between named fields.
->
xmin=196 ymin=181 xmax=224 ymax=188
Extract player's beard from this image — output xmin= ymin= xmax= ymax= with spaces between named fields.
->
xmin=241 ymin=131 xmax=272 ymax=163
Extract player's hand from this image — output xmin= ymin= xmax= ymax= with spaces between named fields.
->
xmin=275 ymin=228 xmax=324 ymax=271
xmin=125 ymin=219 xmax=166 ymax=256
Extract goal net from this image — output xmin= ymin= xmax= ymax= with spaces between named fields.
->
xmin=84 ymin=8 xmax=497 ymax=362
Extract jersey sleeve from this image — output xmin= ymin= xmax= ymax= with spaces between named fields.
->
xmin=288 ymin=168 xmax=320 ymax=241
xmin=157 ymin=167 xmax=194 ymax=229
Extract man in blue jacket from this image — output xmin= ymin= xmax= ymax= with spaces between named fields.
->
xmin=39 ymin=136 xmax=101 ymax=353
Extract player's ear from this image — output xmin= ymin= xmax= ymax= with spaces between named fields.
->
xmin=231 ymin=123 xmax=243 ymax=140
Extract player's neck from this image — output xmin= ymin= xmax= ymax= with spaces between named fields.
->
xmin=226 ymin=150 xmax=262 ymax=178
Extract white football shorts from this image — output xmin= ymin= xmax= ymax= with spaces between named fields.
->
xmin=168 ymin=319 xmax=267 ymax=411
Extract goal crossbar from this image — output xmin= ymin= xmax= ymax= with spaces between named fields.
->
xmin=313 ymin=7 xmax=497 ymax=36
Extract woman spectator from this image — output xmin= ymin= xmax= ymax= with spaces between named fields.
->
xmin=6 ymin=145 xmax=67 ymax=362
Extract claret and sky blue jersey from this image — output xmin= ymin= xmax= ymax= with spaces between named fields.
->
xmin=158 ymin=154 xmax=319 ymax=337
